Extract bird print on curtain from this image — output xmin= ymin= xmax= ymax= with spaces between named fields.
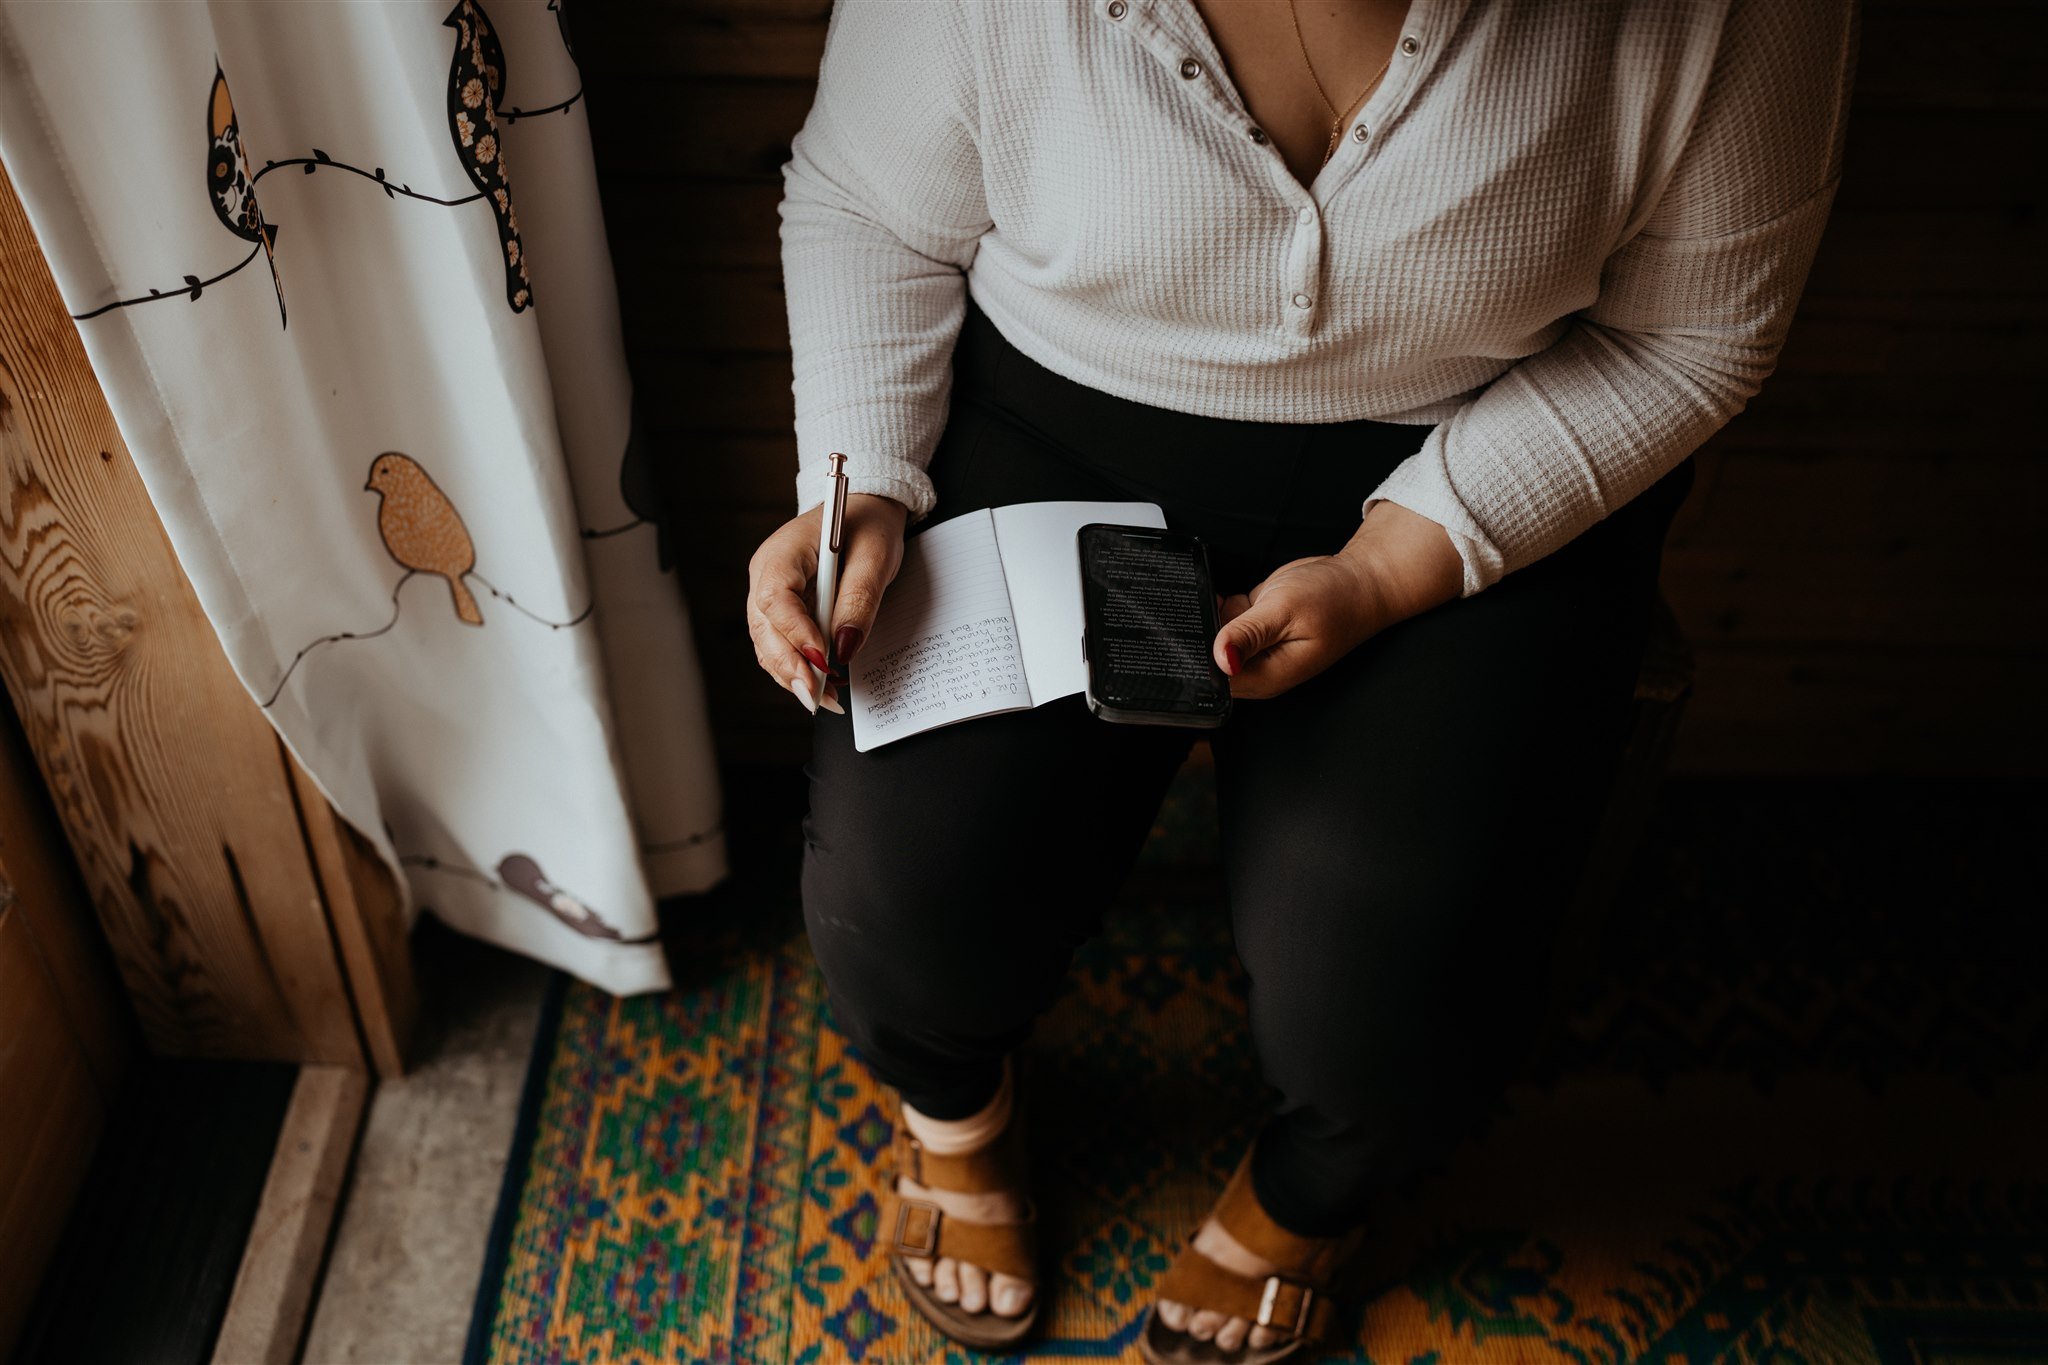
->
xmin=73 ymin=2 xmax=568 ymax=325
xmin=446 ymin=0 xmax=533 ymax=312
xmin=5 ymin=0 xmax=728 ymax=991
xmin=206 ymin=65 xmax=286 ymax=326
xmin=366 ymin=453 xmax=486 ymax=626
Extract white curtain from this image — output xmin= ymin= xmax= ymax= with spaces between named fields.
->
xmin=0 ymin=0 xmax=726 ymax=996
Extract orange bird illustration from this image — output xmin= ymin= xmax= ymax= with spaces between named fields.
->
xmin=365 ymin=452 xmax=484 ymax=626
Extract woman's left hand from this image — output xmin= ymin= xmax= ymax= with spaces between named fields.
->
xmin=1211 ymin=501 xmax=1466 ymax=700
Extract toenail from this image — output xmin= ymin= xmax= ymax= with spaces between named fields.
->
xmin=995 ymin=1286 xmax=1022 ymax=1313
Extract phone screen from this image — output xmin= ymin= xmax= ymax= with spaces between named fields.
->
xmin=1077 ymin=524 xmax=1230 ymax=722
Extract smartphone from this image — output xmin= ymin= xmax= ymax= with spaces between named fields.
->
xmin=1077 ymin=523 xmax=1232 ymax=728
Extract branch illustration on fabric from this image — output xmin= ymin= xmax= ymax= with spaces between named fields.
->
xmin=257 ymin=451 xmax=595 ymax=709
xmin=392 ymin=841 xmax=669 ymax=945
xmin=68 ymin=0 xmax=583 ymax=326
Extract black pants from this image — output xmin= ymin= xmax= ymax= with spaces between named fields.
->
xmin=800 ymin=296 xmax=1694 ymax=1237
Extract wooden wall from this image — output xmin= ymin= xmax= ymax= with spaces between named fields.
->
xmin=571 ymin=0 xmax=2045 ymax=776
xmin=0 ymin=164 xmax=414 ymax=1071
xmin=0 ymin=690 xmax=128 ymax=1357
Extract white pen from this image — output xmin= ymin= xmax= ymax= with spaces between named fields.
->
xmin=808 ymin=452 xmax=849 ymax=709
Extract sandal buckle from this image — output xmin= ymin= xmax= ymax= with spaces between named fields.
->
xmin=893 ymin=1197 xmax=942 ymax=1257
xmin=892 ymin=1129 xmax=925 ymax=1185
xmin=1256 ymin=1275 xmax=1313 ymax=1334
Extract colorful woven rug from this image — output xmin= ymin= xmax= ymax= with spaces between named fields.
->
xmin=465 ymin=774 xmax=2048 ymax=1364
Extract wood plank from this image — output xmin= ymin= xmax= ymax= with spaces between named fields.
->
xmin=634 ymin=351 xmax=797 ymax=432
xmin=600 ymin=180 xmax=785 ymax=270
xmin=587 ymin=82 xmax=815 ymax=180
xmin=0 ymin=164 xmax=361 ymax=1063
xmin=1804 ymin=211 xmax=2048 ymax=299
xmin=1669 ymin=445 xmax=2040 ymax=550
xmin=573 ymin=5 xmax=2048 ymax=103
xmin=1853 ymin=6 xmax=2048 ymax=110
xmin=283 ymin=744 xmax=415 ymax=1079
xmin=0 ymin=908 xmax=105 ymax=1359
xmin=1673 ymin=646 xmax=2048 ymax=777
xmin=209 ymin=1065 xmax=371 ymax=1365
xmin=11 ymin=1056 xmax=297 ymax=1365
xmin=593 ymin=17 xmax=829 ymax=80
xmin=1835 ymin=108 xmax=2044 ymax=213
xmin=0 ymin=666 xmax=128 ymax=1091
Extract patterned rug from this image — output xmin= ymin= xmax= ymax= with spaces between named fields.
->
xmin=464 ymin=773 xmax=2048 ymax=1364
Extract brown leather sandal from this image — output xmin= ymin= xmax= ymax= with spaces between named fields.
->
xmin=1138 ymin=1138 xmax=1362 ymax=1364
xmin=879 ymin=1066 xmax=1043 ymax=1349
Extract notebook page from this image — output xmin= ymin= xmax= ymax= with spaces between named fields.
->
xmin=848 ymin=509 xmax=1032 ymax=752
xmin=989 ymin=500 xmax=1167 ymax=704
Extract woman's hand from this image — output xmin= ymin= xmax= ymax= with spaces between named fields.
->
xmin=747 ymin=492 xmax=908 ymax=714
xmin=1211 ymin=500 xmax=1464 ymax=700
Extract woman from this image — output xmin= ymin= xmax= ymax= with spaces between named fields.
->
xmin=746 ymin=0 xmax=1854 ymax=1358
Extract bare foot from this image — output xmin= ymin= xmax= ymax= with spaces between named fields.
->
xmin=896 ymin=1174 xmax=1036 ymax=1317
xmin=1153 ymin=1214 xmax=1288 ymax=1353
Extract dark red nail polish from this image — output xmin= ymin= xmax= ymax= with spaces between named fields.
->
xmin=1223 ymin=641 xmax=1241 ymax=675
xmin=801 ymin=646 xmax=829 ymax=673
xmin=834 ymin=626 xmax=865 ymax=671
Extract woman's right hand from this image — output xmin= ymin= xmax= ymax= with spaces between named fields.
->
xmin=746 ymin=492 xmax=909 ymax=714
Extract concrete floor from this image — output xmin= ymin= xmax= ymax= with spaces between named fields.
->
xmin=301 ymin=920 xmax=552 ymax=1365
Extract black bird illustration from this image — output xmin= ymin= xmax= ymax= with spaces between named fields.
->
xmin=497 ymin=853 xmax=630 ymax=940
xmin=444 ymin=0 xmax=532 ymax=313
xmin=208 ymin=64 xmax=286 ymax=326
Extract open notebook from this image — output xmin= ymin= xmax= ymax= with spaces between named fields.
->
xmin=846 ymin=500 xmax=1167 ymax=751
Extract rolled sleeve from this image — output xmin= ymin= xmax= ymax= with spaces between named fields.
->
xmin=1364 ymin=0 xmax=1859 ymax=595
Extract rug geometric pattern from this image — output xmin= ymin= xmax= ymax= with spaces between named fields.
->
xmin=469 ymin=775 xmax=2048 ymax=1364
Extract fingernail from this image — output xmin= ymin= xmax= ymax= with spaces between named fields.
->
xmin=1222 ymin=641 xmax=1241 ymax=675
xmin=788 ymin=674 xmax=817 ymax=714
xmin=818 ymin=687 xmax=845 ymax=715
xmin=801 ymin=645 xmax=829 ymax=673
xmin=834 ymin=625 xmax=865 ymax=670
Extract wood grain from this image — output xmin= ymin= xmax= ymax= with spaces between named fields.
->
xmin=284 ymin=744 xmax=416 ymax=1079
xmin=0 ymin=654 xmax=129 ymax=1090
xmin=0 ymin=161 xmax=363 ymax=1062
xmin=208 ymin=1064 xmax=371 ymax=1365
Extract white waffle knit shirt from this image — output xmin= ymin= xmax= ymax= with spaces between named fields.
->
xmin=779 ymin=0 xmax=1857 ymax=595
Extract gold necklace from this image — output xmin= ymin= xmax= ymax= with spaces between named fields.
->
xmin=1286 ymin=0 xmax=1395 ymax=166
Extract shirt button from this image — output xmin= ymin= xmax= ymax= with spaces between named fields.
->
xmin=1400 ymin=34 xmax=1420 ymax=55
xmin=1291 ymin=292 xmax=1312 ymax=309
xmin=1107 ymin=0 xmax=1126 ymax=16
xmin=1178 ymin=57 xmax=1202 ymax=79
xmin=1296 ymin=206 xmax=1314 ymax=224
xmin=1248 ymin=126 xmax=1268 ymax=144
xmin=1351 ymin=123 xmax=1370 ymax=143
